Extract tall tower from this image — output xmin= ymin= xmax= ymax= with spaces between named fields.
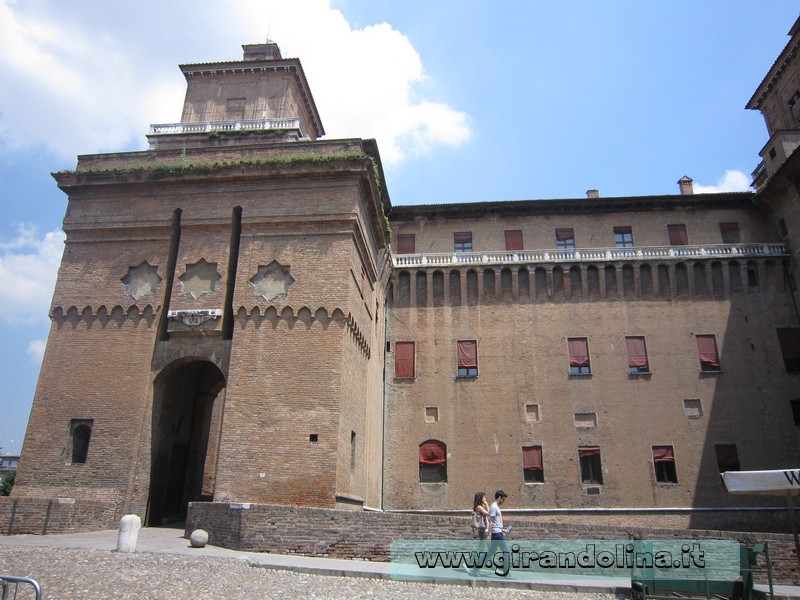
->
xmin=13 ymin=44 xmax=391 ymax=526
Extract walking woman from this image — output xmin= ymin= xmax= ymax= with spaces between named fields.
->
xmin=470 ymin=491 xmax=491 ymax=575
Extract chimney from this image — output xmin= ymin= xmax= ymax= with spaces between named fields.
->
xmin=678 ymin=176 xmax=694 ymax=195
xmin=586 ymin=189 xmax=600 ymax=198
xmin=242 ymin=43 xmax=282 ymax=61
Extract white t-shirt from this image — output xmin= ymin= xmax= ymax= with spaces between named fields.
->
xmin=489 ymin=501 xmax=503 ymax=533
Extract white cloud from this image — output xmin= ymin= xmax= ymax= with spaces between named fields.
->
xmin=27 ymin=339 xmax=46 ymax=362
xmin=693 ymin=170 xmax=752 ymax=194
xmin=0 ymin=226 xmax=65 ymax=325
xmin=0 ymin=0 xmax=470 ymax=164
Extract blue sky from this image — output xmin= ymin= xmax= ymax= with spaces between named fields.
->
xmin=0 ymin=1 xmax=797 ymax=455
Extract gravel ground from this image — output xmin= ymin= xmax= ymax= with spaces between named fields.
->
xmin=0 ymin=546 xmax=624 ymax=600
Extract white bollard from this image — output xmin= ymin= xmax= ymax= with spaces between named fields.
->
xmin=116 ymin=514 xmax=142 ymax=553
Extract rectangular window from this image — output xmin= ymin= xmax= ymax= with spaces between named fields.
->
xmin=667 ymin=224 xmax=688 ymax=246
xmin=715 ymin=444 xmax=740 ymax=472
xmin=625 ymin=336 xmax=649 ymax=373
xmin=652 ymin=445 xmax=678 ymax=483
xmin=522 ymin=445 xmax=544 ymax=483
xmin=568 ymin=337 xmax=591 ymax=375
xmin=777 ymin=328 xmax=800 ymax=373
xmin=419 ymin=440 xmax=447 ymax=483
xmin=696 ymin=334 xmax=720 ymax=372
xmin=719 ymin=222 xmax=740 ymax=244
xmin=454 ymin=232 xmax=473 ymax=253
xmin=791 ymin=400 xmax=800 ymax=426
xmin=395 ymin=341 xmax=415 ymax=378
xmin=396 ymin=234 xmax=416 ymax=254
xmin=578 ymin=446 xmax=603 ymax=484
xmin=457 ymin=340 xmax=478 ymax=377
xmin=556 ymin=228 xmax=575 ymax=249
xmin=504 ymin=230 xmax=523 ymax=251
xmin=613 ymin=226 xmax=634 ymax=248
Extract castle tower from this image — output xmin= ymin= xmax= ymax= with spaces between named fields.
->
xmin=13 ymin=43 xmax=391 ymax=525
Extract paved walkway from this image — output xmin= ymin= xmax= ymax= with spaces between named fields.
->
xmin=2 ymin=528 xmax=799 ymax=598
xmin=0 ymin=527 xmax=629 ymax=594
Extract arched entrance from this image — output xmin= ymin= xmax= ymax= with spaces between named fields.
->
xmin=147 ymin=359 xmax=226 ymax=526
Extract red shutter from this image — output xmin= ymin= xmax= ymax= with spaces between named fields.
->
xmin=505 ymin=230 xmax=523 ymax=251
xmin=457 ymin=340 xmax=478 ymax=368
xmin=556 ymin=228 xmax=574 ymax=241
xmin=652 ymin=446 xmax=674 ymax=462
xmin=568 ymin=338 xmax=590 ymax=367
xmin=667 ymin=224 xmax=688 ymax=245
xmin=523 ymin=446 xmax=543 ymax=470
xmin=419 ymin=440 xmax=446 ymax=465
xmin=395 ymin=341 xmax=415 ymax=378
xmin=696 ymin=335 xmax=720 ymax=367
xmin=578 ymin=446 xmax=600 ymax=457
xmin=625 ymin=336 xmax=648 ymax=368
xmin=397 ymin=234 xmax=415 ymax=254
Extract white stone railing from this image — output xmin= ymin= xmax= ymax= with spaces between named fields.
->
xmin=392 ymin=243 xmax=787 ymax=268
xmin=148 ymin=117 xmax=302 ymax=135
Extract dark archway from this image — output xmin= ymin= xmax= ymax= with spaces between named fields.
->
xmin=147 ymin=359 xmax=226 ymax=526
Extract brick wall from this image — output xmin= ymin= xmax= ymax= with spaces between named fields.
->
xmin=0 ymin=498 xmax=119 ymax=535
xmin=186 ymin=502 xmax=799 ymax=583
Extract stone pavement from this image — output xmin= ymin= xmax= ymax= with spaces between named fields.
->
xmin=0 ymin=527 xmax=630 ymax=596
xmin=2 ymin=528 xmax=799 ymax=599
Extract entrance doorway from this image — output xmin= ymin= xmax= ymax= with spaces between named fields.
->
xmin=147 ymin=359 xmax=225 ymax=526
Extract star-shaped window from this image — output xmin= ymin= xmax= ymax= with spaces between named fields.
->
xmin=121 ymin=261 xmax=162 ymax=300
xmin=179 ymin=258 xmax=221 ymax=299
xmin=250 ymin=261 xmax=295 ymax=301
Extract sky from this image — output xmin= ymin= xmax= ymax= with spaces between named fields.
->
xmin=0 ymin=0 xmax=798 ymax=456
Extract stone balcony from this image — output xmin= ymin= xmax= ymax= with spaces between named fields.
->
xmin=148 ymin=117 xmax=302 ymax=136
xmin=393 ymin=243 xmax=787 ymax=269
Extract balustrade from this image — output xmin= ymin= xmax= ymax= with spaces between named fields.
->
xmin=149 ymin=117 xmax=302 ymax=136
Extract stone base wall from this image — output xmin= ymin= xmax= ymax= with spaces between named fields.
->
xmin=186 ymin=502 xmax=800 ymax=584
xmin=0 ymin=498 xmax=120 ymax=535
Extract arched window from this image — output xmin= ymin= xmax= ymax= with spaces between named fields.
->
xmin=419 ymin=439 xmax=447 ymax=483
xmin=70 ymin=419 xmax=94 ymax=464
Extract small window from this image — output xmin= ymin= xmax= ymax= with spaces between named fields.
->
xmin=425 ymin=407 xmax=439 ymax=423
xmin=719 ymin=222 xmax=740 ymax=244
xmin=568 ymin=337 xmax=591 ymax=375
xmin=395 ymin=341 xmax=416 ymax=378
xmin=457 ymin=340 xmax=478 ymax=377
xmin=574 ymin=412 xmax=597 ymax=429
xmin=667 ymin=224 xmax=688 ymax=246
xmin=613 ymin=226 xmax=634 ymax=248
xmin=525 ymin=404 xmax=540 ymax=422
xmin=652 ymin=445 xmax=678 ymax=483
xmin=683 ymin=399 xmax=704 ymax=419
xmin=454 ymin=232 xmax=473 ymax=253
xmin=769 ymin=147 xmax=777 ymax=160
xmin=625 ymin=336 xmax=649 ymax=373
xmin=747 ymin=264 xmax=759 ymax=288
xmin=504 ymin=230 xmax=523 ymax=251
xmin=790 ymin=400 xmax=800 ymax=426
xmin=696 ymin=334 xmax=720 ymax=372
xmin=779 ymin=218 xmax=789 ymax=239
xmin=777 ymin=328 xmax=800 ymax=373
xmin=350 ymin=431 xmax=356 ymax=469
xmin=522 ymin=445 xmax=544 ymax=483
xmin=396 ymin=234 xmax=416 ymax=254
xmin=556 ymin=228 xmax=575 ymax=249
xmin=579 ymin=446 xmax=603 ymax=484
xmin=70 ymin=419 xmax=94 ymax=464
xmin=715 ymin=444 xmax=740 ymax=473
xmin=419 ymin=439 xmax=447 ymax=483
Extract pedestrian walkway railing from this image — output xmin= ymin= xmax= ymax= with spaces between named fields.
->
xmin=0 ymin=574 xmax=42 ymax=599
